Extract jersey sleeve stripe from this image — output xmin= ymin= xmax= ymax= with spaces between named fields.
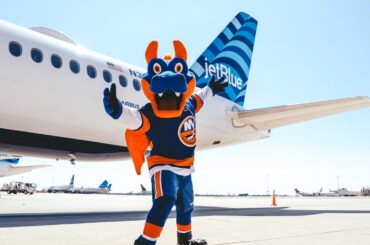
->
xmin=193 ymin=94 xmax=203 ymax=113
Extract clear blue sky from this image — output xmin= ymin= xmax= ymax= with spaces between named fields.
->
xmin=1 ymin=0 xmax=369 ymax=195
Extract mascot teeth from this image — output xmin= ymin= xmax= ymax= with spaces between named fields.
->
xmin=175 ymin=92 xmax=180 ymax=97
xmin=158 ymin=93 xmax=163 ymax=97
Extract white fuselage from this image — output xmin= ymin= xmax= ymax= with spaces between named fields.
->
xmin=77 ymin=187 xmax=110 ymax=194
xmin=47 ymin=185 xmax=73 ymax=193
xmin=0 ymin=20 xmax=268 ymax=161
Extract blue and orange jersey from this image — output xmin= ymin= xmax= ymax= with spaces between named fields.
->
xmin=139 ymin=94 xmax=203 ymax=175
xmin=124 ymin=87 xmax=212 ymax=176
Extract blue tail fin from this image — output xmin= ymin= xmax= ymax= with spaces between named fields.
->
xmin=107 ymin=184 xmax=112 ymax=191
xmin=99 ymin=180 xmax=108 ymax=189
xmin=69 ymin=175 xmax=75 ymax=186
xmin=190 ymin=12 xmax=257 ymax=107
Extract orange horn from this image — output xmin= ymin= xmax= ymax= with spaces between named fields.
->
xmin=145 ymin=40 xmax=158 ymax=63
xmin=173 ymin=40 xmax=187 ymax=61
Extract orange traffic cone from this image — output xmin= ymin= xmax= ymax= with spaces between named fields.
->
xmin=272 ymin=189 xmax=277 ymax=206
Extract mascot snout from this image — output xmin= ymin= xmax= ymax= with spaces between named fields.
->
xmin=150 ymin=71 xmax=188 ymax=94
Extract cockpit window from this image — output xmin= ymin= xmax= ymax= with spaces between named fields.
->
xmin=9 ymin=41 xmax=22 ymax=57
xmin=31 ymin=48 xmax=43 ymax=63
xmin=51 ymin=54 xmax=62 ymax=68
xmin=87 ymin=65 xmax=97 ymax=78
xmin=70 ymin=60 xmax=80 ymax=74
xmin=103 ymin=70 xmax=112 ymax=83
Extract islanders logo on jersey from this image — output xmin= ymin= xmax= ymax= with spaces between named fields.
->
xmin=178 ymin=116 xmax=196 ymax=147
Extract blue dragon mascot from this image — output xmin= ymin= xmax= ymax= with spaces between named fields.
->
xmin=103 ymin=40 xmax=227 ymax=245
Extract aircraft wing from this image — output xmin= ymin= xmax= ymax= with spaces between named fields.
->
xmin=228 ymin=96 xmax=370 ymax=130
xmin=6 ymin=165 xmax=50 ymax=177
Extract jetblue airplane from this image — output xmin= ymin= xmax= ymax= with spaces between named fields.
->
xmin=76 ymin=180 xmax=112 ymax=194
xmin=47 ymin=174 xmax=74 ymax=193
xmin=0 ymin=12 xmax=369 ymax=164
xmin=0 ymin=153 xmax=49 ymax=177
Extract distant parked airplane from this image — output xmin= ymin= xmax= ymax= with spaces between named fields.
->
xmin=140 ymin=184 xmax=152 ymax=195
xmin=295 ymin=187 xmax=361 ymax=197
xmin=295 ymin=188 xmax=323 ymax=196
xmin=75 ymin=180 xmax=112 ymax=194
xmin=330 ymin=188 xmax=361 ymax=196
xmin=47 ymin=174 xmax=74 ymax=193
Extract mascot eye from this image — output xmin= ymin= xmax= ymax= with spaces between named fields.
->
xmin=153 ymin=63 xmax=162 ymax=74
xmin=174 ymin=63 xmax=183 ymax=73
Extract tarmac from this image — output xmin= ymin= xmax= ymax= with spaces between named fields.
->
xmin=0 ymin=193 xmax=370 ymax=244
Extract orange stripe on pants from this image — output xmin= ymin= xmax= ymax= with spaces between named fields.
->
xmin=143 ymin=222 xmax=163 ymax=239
xmin=154 ymin=171 xmax=162 ymax=199
xmin=177 ymin=223 xmax=192 ymax=233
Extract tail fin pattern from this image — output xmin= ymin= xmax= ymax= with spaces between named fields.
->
xmin=99 ymin=180 xmax=109 ymax=189
xmin=70 ymin=175 xmax=75 ymax=186
xmin=190 ymin=12 xmax=257 ymax=106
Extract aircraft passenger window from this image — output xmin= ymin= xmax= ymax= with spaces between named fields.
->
xmin=51 ymin=54 xmax=62 ymax=68
xmin=133 ymin=79 xmax=141 ymax=91
xmin=103 ymin=70 xmax=112 ymax=83
xmin=87 ymin=65 xmax=97 ymax=78
xmin=119 ymin=75 xmax=127 ymax=87
xmin=69 ymin=60 xmax=80 ymax=74
xmin=9 ymin=41 xmax=22 ymax=57
xmin=31 ymin=48 xmax=43 ymax=63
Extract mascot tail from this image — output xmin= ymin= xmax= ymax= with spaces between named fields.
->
xmin=190 ymin=12 xmax=257 ymax=107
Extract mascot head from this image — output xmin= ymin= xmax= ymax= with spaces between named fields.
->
xmin=141 ymin=40 xmax=196 ymax=118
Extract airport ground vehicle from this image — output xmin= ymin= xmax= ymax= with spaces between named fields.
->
xmin=1 ymin=181 xmax=37 ymax=194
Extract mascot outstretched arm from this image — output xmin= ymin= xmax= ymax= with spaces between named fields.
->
xmin=103 ymin=40 xmax=227 ymax=245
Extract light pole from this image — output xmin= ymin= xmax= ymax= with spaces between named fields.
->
xmin=337 ymin=176 xmax=340 ymax=190
xmin=266 ymin=174 xmax=269 ymax=195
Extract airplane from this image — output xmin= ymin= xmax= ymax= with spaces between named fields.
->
xmin=140 ymin=184 xmax=152 ymax=195
xmin=0 ymin=12 xmax=369 ymax=164
xmin=75 ymin=180 xmax=112 ymax=194
xmin=329 ymin=188 xmax=361 ymax=197
xmin=47 ymin=174 xmax=74 ymax=193
xmin=295 ymin=187 xmax=361 ymax=197
xmin=0 ymin=153 xmax=49 ymax=177
xmin=294 ymin=188 xmax=323 ymax=197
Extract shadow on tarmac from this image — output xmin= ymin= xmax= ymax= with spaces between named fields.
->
xmin=2 ymin=206 xmax=370 ymax=228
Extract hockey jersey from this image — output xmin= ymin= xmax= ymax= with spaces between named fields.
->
xmin=125 ymin=87 xmax=212 ymax=176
